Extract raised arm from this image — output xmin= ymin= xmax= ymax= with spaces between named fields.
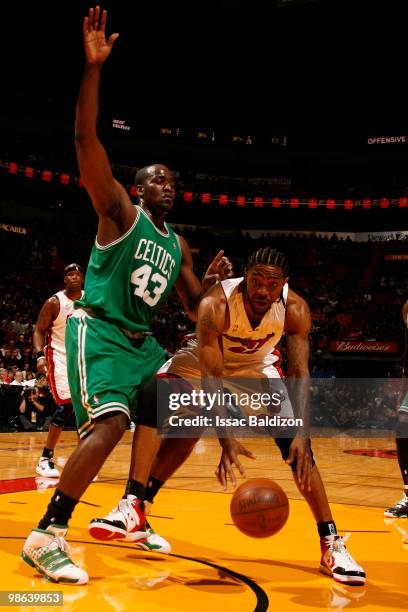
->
xmin=75 ymin=6 xmax=135 ymax=244
xmin=174 ymin=236 xmax=233 ymax=321
xmin=33 ymin=297 xmax=59 ymax=374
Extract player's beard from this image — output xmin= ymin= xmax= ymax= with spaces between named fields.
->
xmin=243 ymin=282 xmax=270 ymax=315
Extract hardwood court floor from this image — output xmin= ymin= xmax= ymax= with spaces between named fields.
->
xmin=0 ymin=431 xmax=406 ymax=611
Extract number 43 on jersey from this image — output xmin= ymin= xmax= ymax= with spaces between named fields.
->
xmin=131 ymin=264 xmax=168 ymax=307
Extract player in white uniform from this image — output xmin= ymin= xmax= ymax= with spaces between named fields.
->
xmin=156 ymin=276 xmax=294 ymax=420
xmin=384 ymin=299 xmax=408 ymax=518
xmin=34 ymin=264 xmax=84 ymax=477
xmin=90 ymin=247 xmax=366 ymax=585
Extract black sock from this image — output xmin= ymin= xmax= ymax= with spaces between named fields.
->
xmin=42 ymin=447 xmax=53 ymax=459
xmin=317 ymin=521 xmax=337 ymax=539
xmin=38 ymin=489 xmax=78 ymax=530
xmin=396 ymin=438 xmax=408 ymax=487
xmin=145 ymin=476 xmax=164 ymax=503
xmin=125 ymin=479 xmax=145 ymax=500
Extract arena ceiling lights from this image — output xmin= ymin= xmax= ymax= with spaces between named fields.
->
xmin=2 ymin=160 xmax=408 ymax=210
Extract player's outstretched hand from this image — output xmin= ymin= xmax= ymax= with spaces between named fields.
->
xmin=83 ymin=6 xmax=119 ymax=65
xmin=215 ymin=438 xmax=255 ymax=490
xmin=202 ymin=250 xmax=234 ymax=291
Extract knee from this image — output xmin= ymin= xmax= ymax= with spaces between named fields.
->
xmin=95 ymin=412 xmax=128 ymax=443
xmin=51 ymin=404 xmax=73 ymax=428
xmin=111 ymin=413 xmax=128 ymax=440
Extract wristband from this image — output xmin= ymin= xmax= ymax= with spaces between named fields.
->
xmin=35 ymin=351 xmax=45 ymax=361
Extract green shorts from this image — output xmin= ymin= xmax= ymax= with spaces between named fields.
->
xmin=66 ymin=310 xmax=166 ymax=438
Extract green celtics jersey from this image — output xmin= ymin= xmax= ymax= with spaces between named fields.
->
xmin=76 ymin=206 xmax=182 ymax=333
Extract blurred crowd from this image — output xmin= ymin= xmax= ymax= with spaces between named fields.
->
xmin=0 ymin=225 xmax=406 ymax=431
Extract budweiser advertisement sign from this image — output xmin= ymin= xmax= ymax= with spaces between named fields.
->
xmin=331 ymin=341 xmax=398 ymax=353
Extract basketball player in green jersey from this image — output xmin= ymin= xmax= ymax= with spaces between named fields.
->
xmin=21 ymin=6 xmax=231 ymax=585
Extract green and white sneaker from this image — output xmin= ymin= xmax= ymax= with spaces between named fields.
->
xmin=21 ymin=524 xmax=88 ymax=584
xmin=136 ymin=520 xmax=171 ymax=554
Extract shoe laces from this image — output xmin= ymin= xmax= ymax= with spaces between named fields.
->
xmin=55 ymin=535 xmax=70 ymax=554
xmin=117 ymin=498 xmax=130 ymax=514
xmin=117 ymin=498 xmax=137 ymax=521
xmin=324 ymin=533 xmax=355 ymax=563
xmin=46 ymin=535 xmax=71 ymax=558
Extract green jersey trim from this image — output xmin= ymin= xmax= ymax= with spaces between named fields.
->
xmin=138 ymin=206 xmax=171 ymax=238
xmin=95 ymin=207 xmax=140 ymax=251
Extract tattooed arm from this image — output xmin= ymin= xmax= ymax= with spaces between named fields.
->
xmin=197 ymin=283 xmax=228 ymax=379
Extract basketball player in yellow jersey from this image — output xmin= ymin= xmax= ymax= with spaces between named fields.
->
xmin=120 ymin=248 xmax=365 ymax=585
xmin=21 ymin=6 xmax=231 ymax=585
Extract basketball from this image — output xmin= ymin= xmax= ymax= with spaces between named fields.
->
xmin=230 ymin=478 xmax=289 ymax=538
